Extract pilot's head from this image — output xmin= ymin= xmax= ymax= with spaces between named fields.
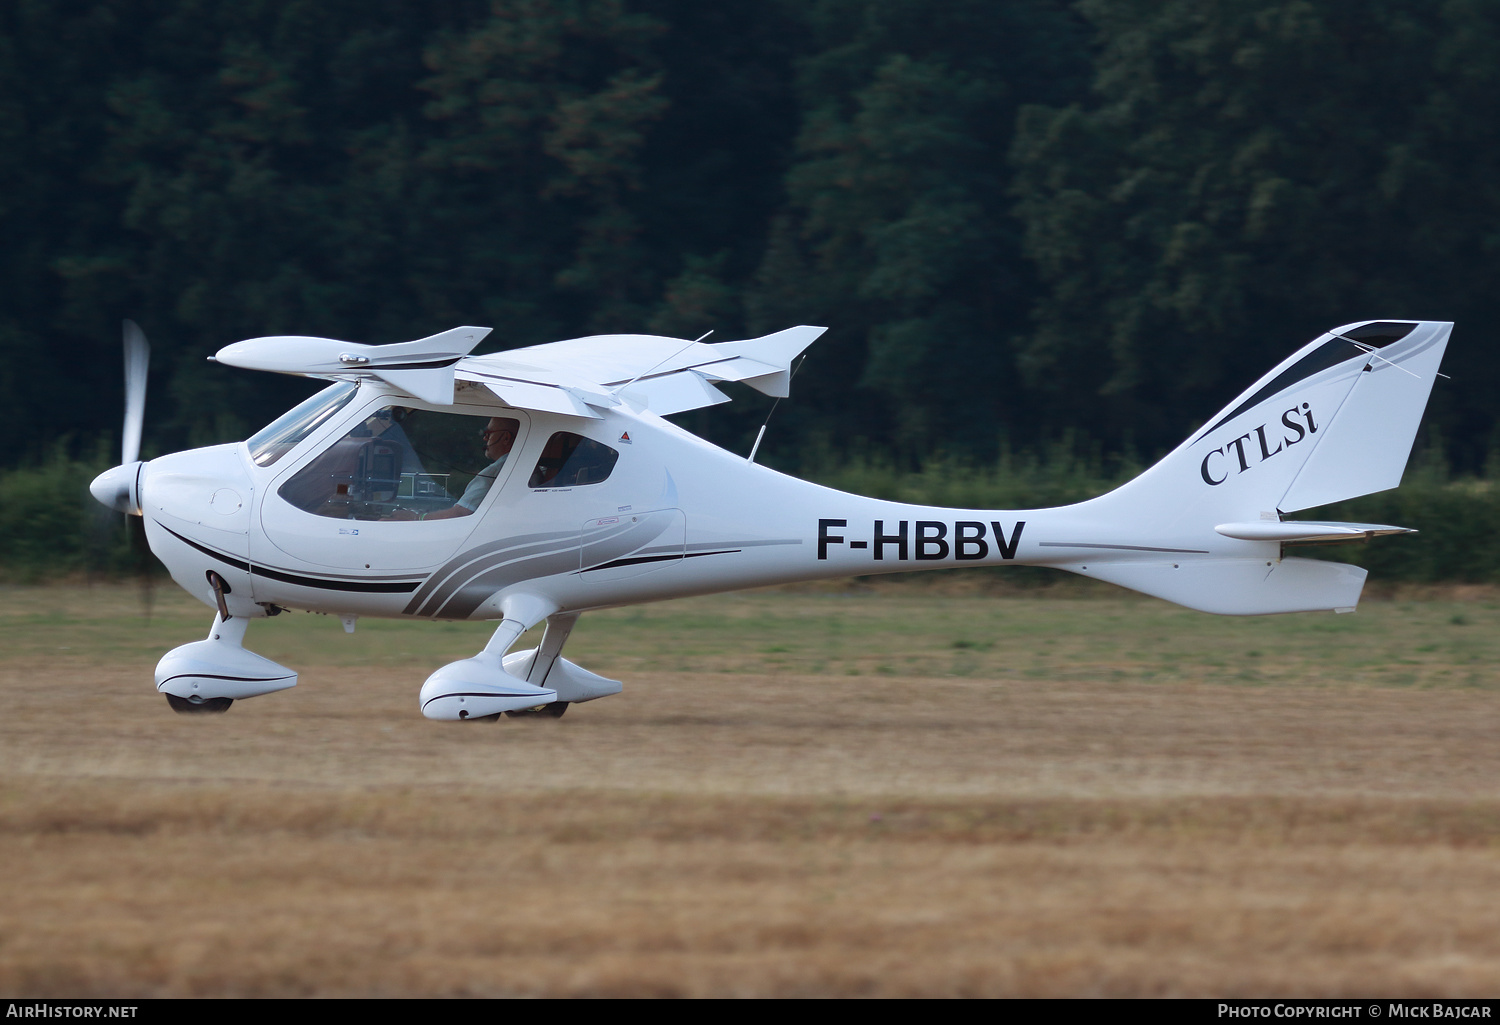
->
xmin=482 ymin=418 xmax=516 ymax=461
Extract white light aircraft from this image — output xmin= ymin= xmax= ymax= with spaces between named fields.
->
xmin=90 ymin=319 xmax=1449 ymax=720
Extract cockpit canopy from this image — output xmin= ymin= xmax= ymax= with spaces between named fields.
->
xmin=251 ymin=386 xmax=624 ymax=522
xmin=278 ymin=404 xmax=519 ymax=520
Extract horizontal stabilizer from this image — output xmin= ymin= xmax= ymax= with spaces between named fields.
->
xmin=1215 ymin=520 xmax=1415 ymax=544
xmin=1074 ymin=557 xmax=1367 ymax=615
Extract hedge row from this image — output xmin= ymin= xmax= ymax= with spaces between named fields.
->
xmin=2 ymin=447 xmax=1490 ymax=584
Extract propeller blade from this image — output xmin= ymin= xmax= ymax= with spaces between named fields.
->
xmin=129 ymin=513 xmax=155 ymax=622
xmin=121 ymin=319 xmax=149 ymax=465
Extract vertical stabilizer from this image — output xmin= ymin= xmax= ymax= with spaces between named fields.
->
xmin=1092 ymin=321 xmax=1450 ymax=530
xmin=1053 ymin=321 xmax=1449 ymax=615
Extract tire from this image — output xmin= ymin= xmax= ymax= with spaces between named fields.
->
xmin=165 ymin=693 xmax=233 ymax=714
xmin=506 ymin=702 xmax=569 ymax=719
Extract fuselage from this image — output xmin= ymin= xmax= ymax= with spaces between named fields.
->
xmin=136 ymin=377 xmax=1280 ymax=624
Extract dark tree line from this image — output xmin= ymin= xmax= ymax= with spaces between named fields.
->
xmin=1 ymin=0 xmax=1495 ymax=473
xmin=1013 ymin=0 xmax=1500 ymax=469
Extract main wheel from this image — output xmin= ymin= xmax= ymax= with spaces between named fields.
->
xmin=459 ymin=711 xmax=503 ymax=722
xmin=165 ymin=694 xmax=233 ymax=714
xmin=506 ymin=702 xmax=569 ymax=719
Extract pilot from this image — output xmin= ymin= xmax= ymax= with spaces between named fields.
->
xmin=390 ymin=417 xmax=516 ymax=521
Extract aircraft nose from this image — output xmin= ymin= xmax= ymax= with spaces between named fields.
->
xmin=90 ymin=461 xmax=145 ymax=515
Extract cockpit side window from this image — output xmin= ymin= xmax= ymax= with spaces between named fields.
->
xmin=529 ymin=432 xmax=619 ymax=488
xmin=247 ymin=382 xmax=358 ymax=467
xmin=278 ymin=405 xmax=520 ymax=520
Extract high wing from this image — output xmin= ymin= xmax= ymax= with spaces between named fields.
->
xmin=215 ymin=325 xmax=826 ymax=416
xmin=455 ymin=326 xmax=825 ymax=418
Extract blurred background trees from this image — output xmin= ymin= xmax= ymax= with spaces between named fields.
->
xmin=2 ymin=0 xmax=1496 ymax=477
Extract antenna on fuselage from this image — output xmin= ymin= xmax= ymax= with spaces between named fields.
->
xmin=746 ymin=355 xmax=808 ymax=464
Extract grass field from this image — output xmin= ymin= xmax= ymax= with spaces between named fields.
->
xmin=2 ymin=580 xmax=1498 ymax=996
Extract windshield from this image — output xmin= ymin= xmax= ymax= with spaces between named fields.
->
xmin=247 ymin=382 xmax=359 ymax=467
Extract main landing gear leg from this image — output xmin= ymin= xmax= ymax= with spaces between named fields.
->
xmin=502 ymin=611 xmax=621 ymax=714
xmin=505 ymin=612 xmax=579 ymax=718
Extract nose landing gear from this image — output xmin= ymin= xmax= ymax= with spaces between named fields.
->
xmin=155 ymin=612 xmax=298 ymax=714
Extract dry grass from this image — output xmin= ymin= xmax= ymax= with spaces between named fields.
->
xmin=1 ymin=584 xmax=1498 ymax=996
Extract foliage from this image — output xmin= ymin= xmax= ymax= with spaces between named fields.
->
xmin=800 ymin=432 xmax=1140 ymax=509
xmin=0 ymin=445 xmax=133 ymax=582
xmin=1010 ymin=0 xmax=1500 ymax=465
xmin=743 ymin=0 xmax=1091 ymax=463
xmin=1302 ymin=481 xmax=1500 ymax=584
xmin=3 ymin=0 xmax=1499 ymax=542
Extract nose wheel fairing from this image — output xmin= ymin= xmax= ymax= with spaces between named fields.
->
xmin=154 ymin=614 xmax=298 ymax=705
